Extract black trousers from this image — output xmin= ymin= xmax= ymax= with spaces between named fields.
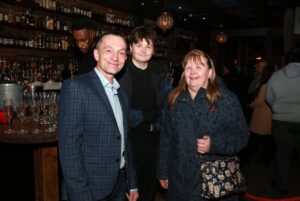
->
xmin=62 ymin=168 xmax=126 ymax=201
xmin=272 ymin=120 xmax=300 ymax=191
xmin=131 ymin=132 xmax=159 ymax=201
xmin=247 ymin=132 xmax=275 ymax=163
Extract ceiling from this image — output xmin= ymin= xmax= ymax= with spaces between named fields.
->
xmin=90 ymin=0 xmax=300 ymax=31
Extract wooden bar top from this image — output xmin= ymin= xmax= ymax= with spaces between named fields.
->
xmin=0 ymin=118 xmax=57 ymax=144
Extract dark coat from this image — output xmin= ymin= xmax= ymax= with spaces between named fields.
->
xmin=58 ymin=70 xmax=137 ymax=201
xmin=117 ymin=58 xmax=169 ymax=133
xmin=158 ymin=86 xmax=249 ymax=201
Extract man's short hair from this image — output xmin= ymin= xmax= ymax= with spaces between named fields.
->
xmin=72 ymin=19 xmax=97 ymax=31
xmin=95 ymin=32 xmax=126 ymax=50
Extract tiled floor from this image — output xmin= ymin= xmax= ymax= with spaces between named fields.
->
xmin=0 ymin=142 xmax=299 ymax=201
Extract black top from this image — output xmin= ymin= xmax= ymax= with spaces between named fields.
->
xmin=127 ymin=62 xmax=159 ymax=123
xmin=117 ymin=57 xmax=168 ymax=134
xmin=75 ymin=47 xmax=97 ymax=75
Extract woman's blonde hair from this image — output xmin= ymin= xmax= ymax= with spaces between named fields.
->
xmin=167 ymin=49 xmax=220 ymax=109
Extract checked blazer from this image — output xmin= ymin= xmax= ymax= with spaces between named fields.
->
xmin=58 ymin=70 xmax=137 ymax=201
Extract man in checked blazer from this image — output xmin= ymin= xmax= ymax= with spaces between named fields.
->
xmin=58 ymin=33 xmax=139 ymax=201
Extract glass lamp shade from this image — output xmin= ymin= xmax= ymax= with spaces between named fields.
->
xmin=157 ymin=12 xmax=174 ymax=30
xmin=216 ymin=32 xmax=228 ymax=44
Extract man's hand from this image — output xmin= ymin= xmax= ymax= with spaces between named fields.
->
xmin=126 ymin=190 xmax=139 ymax=201
xmin=159 ymin=179 xmax=169 ymax=189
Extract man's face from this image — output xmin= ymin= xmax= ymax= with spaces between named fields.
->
xmin=72 ymin=29 xmax=94 ymax=54
xmin=93 ymin=35 xmax=127 ymax=82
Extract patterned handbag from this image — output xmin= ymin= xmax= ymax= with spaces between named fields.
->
xmin=200 ymin=156 xmax=246 ymax=199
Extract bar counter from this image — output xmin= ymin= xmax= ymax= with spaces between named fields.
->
xmin=0 ymin=119 xmax=57 ymax=144
xmin=0 ymin=119 xmax=59 ymax=201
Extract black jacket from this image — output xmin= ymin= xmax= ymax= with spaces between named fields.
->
xmin=117 ymin=57 xmax=169 ymax=131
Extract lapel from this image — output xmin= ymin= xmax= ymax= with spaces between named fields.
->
xmin=87 ymin=70 xmax=129 ymax=138
xmin=87 ymin=70 xmax=117 ymax=123
xmin=118 ymin=89 xmax=128 ymax=136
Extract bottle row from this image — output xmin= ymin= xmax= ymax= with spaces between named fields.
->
xmin=7 ymin=0 xmax=134 ymax=27
xmin=0 ymin=9 xmax=71 ymax=32
xmin=0 ymin=9 xmax=134 ymax=36
xmin=33 ymin=0 xmax=92 ymax=18
xmin=0 ymin=34 xmax=71 ymax=51
xmin=0 ymin=57 xmax=77 ymax=84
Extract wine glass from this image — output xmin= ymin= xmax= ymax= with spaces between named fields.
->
xmin=40 ymin=92 xmax=50 ymax=125
xmin=45 ymin=92 xmax=57 ymax=133
xmin=3 ymin=99 xmax=16 ymax=134
xmin=50 ymin=93 xmax=59 ymax=130
xmin=32 ymin=100 xmax=41 ymax=134
xmin=16 ymin=99 xmax=29 ymax=134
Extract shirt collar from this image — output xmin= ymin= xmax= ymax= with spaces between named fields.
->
xmin=94 ymin=68 xmax=120 ymax=90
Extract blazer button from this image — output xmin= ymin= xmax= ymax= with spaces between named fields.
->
xmin=116 ymin=158 xmax=120 ymax=162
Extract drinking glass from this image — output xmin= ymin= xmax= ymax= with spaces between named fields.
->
xmin=40 ymin=92 xmax=50 ymax=125
xmin=45 ymin=92 xmax=57 ymax=133
xmin=3 ymin=99 xmax=16 ymax=134
xmin=32 ymin=101 xmax=41 ymax=134
xmin=50 ymin=93 xmax=59 ymax=130
xmin=16 ymin=99 xmax=29 ymax=134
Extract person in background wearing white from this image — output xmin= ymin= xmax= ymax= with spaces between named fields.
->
xmin=266 ymin=48 xmax=300 ymax=194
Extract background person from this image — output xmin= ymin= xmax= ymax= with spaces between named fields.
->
xmin=158 ymin=49 xmax=249 ymax=201
xmin=247 ymin=59 xmax=268 ymax=99
xmin=72 ymin=19 xmax=97 ymax=75
xmin=244 ymin=59 xmax=268 ymax=122
xmin=248 ymin=64 xmax=276 ymax=165
xmin=221 ymin=63 xmax=243 ymax=100
xmin=266 ymin=48 xmax=300 ymax=194
xmin=58 ymin=33 xmax=138 ymax=201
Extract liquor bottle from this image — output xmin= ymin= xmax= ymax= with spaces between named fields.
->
xmin=8 ymin=10 xmax=14 ymax=24
xmin=29 ymin=11 xmax=35 ymax=26
xmin=3 ymin=12 xmax=9 ymax=22
xmin=25 ymin=10 xmax=30 ymax=25
xmin=21 ymin=10 xmax=26 ymax=24
xmin=0 ymin=11 xmax=3 ymax=22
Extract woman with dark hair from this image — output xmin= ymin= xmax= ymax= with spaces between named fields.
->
xmin=158 ymin=49 xmax=249 ymax=201
xmin=248 ymin=64 xmax=276 ymax=164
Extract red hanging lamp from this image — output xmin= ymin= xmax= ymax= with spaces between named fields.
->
xmin=156 ymin=0 xmax=174 ymax=31
xmin=216 ymin=31 xmax=228 ymax=44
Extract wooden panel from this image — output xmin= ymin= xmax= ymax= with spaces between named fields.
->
xmin=34 ymin=146 xmax=59 ymax=201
